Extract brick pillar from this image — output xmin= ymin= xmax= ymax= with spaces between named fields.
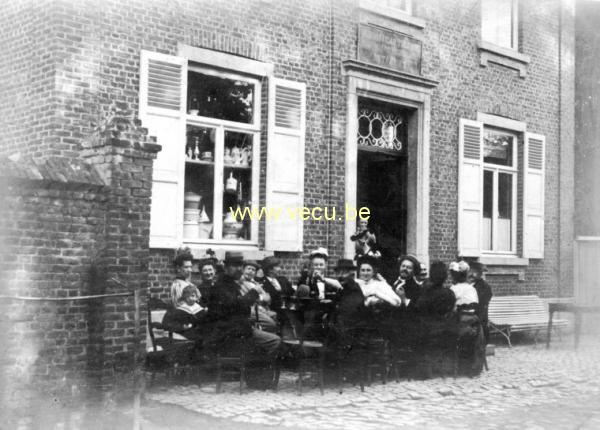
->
xmin=82 ymin=101 xmax=160 ymax=376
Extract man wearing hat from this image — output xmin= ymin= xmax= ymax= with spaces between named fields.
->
xmin=240 ymin=259 xmax=277 ymax=333
xmin=261 ymin=256 xmax=294 ymax=313
xmin=469 ymin=262 xmax=493 ymax=343
xmin=297 ymin=247 xmax=343 ymax=299
xmin=206 ymin=251 xmax=281 ymax=361
xmin=393 ymin=255 xmax=423 ymax=308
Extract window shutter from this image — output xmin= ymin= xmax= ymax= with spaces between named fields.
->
xmin=265 ymin=78 xmax=306 ymax=251
xmin=458 ymin=119 xmax=484 ymax=257
xmin=139 ymin=50 xmax=187 ymax=248
xmin=523 ymin=133 xmax=545 ymax=258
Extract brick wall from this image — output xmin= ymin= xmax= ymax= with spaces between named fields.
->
xmin=0 ymin=0 xmax=574 ymax=304
xmin=0 ymin=104 xmax=159 ymax=401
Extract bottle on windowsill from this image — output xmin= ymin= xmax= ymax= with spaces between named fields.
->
xmin=193 ymin=137 xmax=200 ymax=160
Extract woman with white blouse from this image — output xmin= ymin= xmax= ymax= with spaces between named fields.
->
xmin=355 ymin=256 xmax=402 ymax=308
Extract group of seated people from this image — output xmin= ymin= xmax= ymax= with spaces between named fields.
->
xmin=160 ymin=246 xmax=493 ymax=382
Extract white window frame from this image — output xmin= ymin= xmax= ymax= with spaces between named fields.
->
xmin=481 ymin=0 xmax=518 ymax=51
xmin=387 ymin=0 xmax=412 ymax=15
xmin=482 ymin=127 xmax=518 ymax=256
xmin=183 ymin=65 xmax=261 ymax=246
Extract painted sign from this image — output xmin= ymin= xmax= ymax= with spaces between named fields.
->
xmin=358 ymin=24 xmax=422 ymax=75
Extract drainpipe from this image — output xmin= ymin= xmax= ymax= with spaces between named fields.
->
xmin=557 ymin=0 xmax=562 ymax=298
xmin=326 ymin=0 xmax=334 ymax=255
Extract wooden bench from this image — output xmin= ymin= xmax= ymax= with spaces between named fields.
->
xmin=488 ymin=295 xmax=568 ymax=347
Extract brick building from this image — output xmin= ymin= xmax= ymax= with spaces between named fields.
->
xmin=0 ymin=0 xmax=575 ymax=390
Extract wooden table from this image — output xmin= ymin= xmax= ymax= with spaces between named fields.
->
xmin=547 ymin=303 xmax=600 ymax=349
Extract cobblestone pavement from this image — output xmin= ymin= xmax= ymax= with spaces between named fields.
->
xmin=144 ymin=335 xmax=600 ymax=429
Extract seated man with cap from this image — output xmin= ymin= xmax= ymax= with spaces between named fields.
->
xmin=239 ymin=259 xmax=278 ymax=333
xmin=297 ymin=247 xmax=343 ymax=299
xmin=261 ymin=256 xmax=294 ymax=313
xmin=332 ymin=258 xmax=365 ymax=330
xmin=294 ymin=247 xmax=343 ymax=340
xmin=206 ymin=251 xmax=281 ymax=361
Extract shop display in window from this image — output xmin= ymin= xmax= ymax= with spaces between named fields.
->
xmin=182 ymin=69 xmax=259 ymax=243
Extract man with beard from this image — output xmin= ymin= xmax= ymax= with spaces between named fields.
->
xmin=393 ymin=254 xmax=423 ymax=310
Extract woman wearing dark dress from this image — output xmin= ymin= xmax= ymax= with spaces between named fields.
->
xmin=410 ymin=261 xmax=457 ymax=377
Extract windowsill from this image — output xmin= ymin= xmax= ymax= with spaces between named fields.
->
xmin=185 ymin=243 xmax=271 ymax=259
xmin=478 ymin=40 xmax=531 ymax=78
xmin=359 ymin=0 xmax=425 ymax=29
xmin=478 ymin=255 xmax=529 ymax=266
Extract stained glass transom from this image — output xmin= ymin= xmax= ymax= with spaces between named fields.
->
xmin=357 ymin=108 xmax=404 ymax=151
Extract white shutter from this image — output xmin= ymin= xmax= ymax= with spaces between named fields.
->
xmin=265 ymin=78 xmax=306 ymax=251
xmin=139 ymin=50 xmax=187 ymax=249
xmin=523 ymin=133 xmax=545 ymax=258
xmin=458 ymin=119 xmax=484 ymax=257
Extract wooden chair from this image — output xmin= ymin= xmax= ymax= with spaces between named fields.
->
xmin=453 ymin=307 xmax=487 ymax=378
xmin=146 ymin=297 xmax=196 ymax=383
xmin=215 ymin=339 xmax=250 ymax=394
xmin=215 ymin=305 xmax=267 ymax=394
xmin=281 ymin=298 xmax=330 ymax=395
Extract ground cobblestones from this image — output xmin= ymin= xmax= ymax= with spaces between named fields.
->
xmin=146 ymin=336 xmax=600 ymax=429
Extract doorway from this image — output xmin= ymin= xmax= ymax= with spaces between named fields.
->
xmin=356 ymin=97 xmax=411 ymax=281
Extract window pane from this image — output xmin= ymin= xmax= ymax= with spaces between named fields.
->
xmin=184 ymin=126 xmax=216 ymax=240
xmin=482 ymin=0 xmax=514 ymax=49
xmin=483 ymin=170 xmax=493 ymax=251
xmin=188 ymin=71 xmax=254 ymax=124
xmin=484 ymin=128 xmax=514 ymax=166
xmin=497 ymin=172 xmax=513 ymax=251
xmin=223 ymin=131 xmax=253 ymax=241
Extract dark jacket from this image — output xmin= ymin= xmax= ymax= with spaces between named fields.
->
xmin=473 ymin=278 xmax=492 ymax=323
xmin=162 ymin=307 xmax=208 ymax=341
xmin=393 ymin=276 xmax=422 ymax=310
xmin=262 ymin=275 xmax=294 ymax=311
xmin=206 ymin=274 xmax=259 ymax=344
xmin=335 ymin=276 xmax=369 ymax=330
xmin=413 ymin=281 xmax=456 ymax=318
xmin=298 ymin=271 xmax=339 ymax=299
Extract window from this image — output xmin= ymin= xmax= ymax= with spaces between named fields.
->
xmin=139 ymin=49 xmax=306 ymax=251
xmin=382 ymin=0 xmax=412 ymax=14
xmin=481 ymin=0 xmax=517 ymax=50
xmin=481 ymin=128 xmax=517 ymax=253
xmin=458 ymin=118 xmax=545 ymax=260
xmin=184 ymin=67 xmax=260 ymax=243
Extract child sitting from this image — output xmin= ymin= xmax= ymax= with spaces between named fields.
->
xmin=162 ymin=284 xmax=207 ymax=340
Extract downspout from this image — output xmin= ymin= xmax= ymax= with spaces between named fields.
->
xmin=326 ymin=0 xmax=334 ymax=254
xmin=557 ymin=0 xmax=563 ymax=297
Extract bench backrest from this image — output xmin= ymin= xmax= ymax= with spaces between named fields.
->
xmin=488 ymin=295 xmax=548 ymax=322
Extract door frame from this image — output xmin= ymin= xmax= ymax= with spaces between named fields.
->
xmin=343 ymin=67 xmax=433 ymax=265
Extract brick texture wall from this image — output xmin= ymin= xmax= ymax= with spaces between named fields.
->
xmin=0 ymin=104 xmax=159 ymax=401
xmin=0 ymin=0 xmax=574 ymax=307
